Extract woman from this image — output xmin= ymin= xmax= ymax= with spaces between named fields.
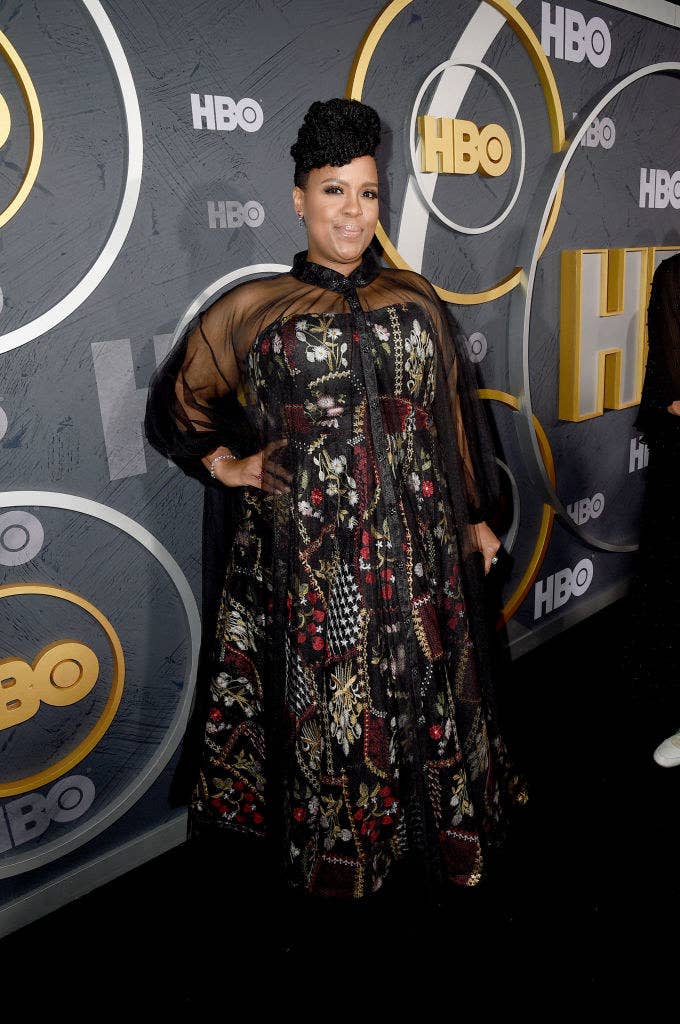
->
xmin=145 ymin=98 xmax=525 ymax=904
xmin=631 ymin=251 xmax=680 ymax=767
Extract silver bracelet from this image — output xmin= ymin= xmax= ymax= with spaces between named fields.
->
xmin=209 ymin=452 xmax=237 ymax=478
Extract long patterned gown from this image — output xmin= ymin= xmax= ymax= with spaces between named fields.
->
xmin=145 ymin=246 xmax=525 ymax=901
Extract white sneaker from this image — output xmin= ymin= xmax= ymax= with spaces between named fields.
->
xmin=653 ymin=730 xmax=680 ymax=767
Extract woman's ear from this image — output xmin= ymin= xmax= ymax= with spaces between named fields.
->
xmin=292 ymin=185 xmax=304 ymax=219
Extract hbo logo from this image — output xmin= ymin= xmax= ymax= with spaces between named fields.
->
xmin=0 ymin=775 xmax=95 ymax=852
xmin=580 ymin=116 xmax=615 ymax=150
xmin=534 ymin=557 xmax=594 ymax=620
xmin=418 ymin=115 xmax=511 ymax=177
xmin=639 ymin=169 xmax=680 ymax=210
xmin=541 ymin=3 xmax=611 ymax=68
xmin=208 ymin=200 xmax=265 ymax=229
xmin=566 ymin=492 xmax=604 ymax=525
xmin=629 ymin=436 xmax=649 ymax=473
xmin=191 ymin=94 xmax=263 ymax=133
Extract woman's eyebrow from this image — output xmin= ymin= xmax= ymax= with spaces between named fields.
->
xmin=319 ymin=177 xmax=379 ymax=187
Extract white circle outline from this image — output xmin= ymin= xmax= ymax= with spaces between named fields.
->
xmin=409 ymin=59 xmax=526 ymax=236
xmin=0 ymin=491 xmax=200 ymax=877
xmin=0 ymin=0 xmax=143 ymax=355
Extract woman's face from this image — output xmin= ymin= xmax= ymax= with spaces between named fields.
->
xmin=292 ymin=155 xmax=379 ymax=275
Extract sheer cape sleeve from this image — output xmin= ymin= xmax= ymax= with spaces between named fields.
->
xmin=143 ymin=279 xmax=277 ymax=807
xmin=144 ymin=254 xmax=509 ymax=813
xmin=144 ymin=282 xmax=265 ymax=485
xmin=367 ymin=267 xmax=501 ymax=553
xmin=419 ymin=277 xmax=500 ymax=526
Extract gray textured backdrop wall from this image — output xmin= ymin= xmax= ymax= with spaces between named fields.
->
xmin=0 ymin=0 xmax=678 ymax=931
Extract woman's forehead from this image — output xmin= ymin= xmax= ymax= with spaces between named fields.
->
xmin=309 ymin=155 xmax=378 ymax=182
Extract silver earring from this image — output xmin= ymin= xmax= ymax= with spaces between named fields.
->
xmin=298 ymin=213 xmax=305 ymax=226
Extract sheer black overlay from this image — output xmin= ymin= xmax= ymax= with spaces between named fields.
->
xmin=145 ymin=246 xmax=525 ymax=901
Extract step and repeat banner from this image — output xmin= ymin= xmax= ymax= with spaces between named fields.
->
xmin=0 ymin=0 xmax=678 ymax=928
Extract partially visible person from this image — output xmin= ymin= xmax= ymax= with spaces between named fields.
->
xmin=631 ymin=251 xmax=680 ymax=766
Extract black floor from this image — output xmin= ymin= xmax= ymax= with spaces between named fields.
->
xmin=3 ymin=597 xmax=678 ymax=1004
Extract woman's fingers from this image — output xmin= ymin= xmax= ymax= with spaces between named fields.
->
xmin=263 ymin=459 xmax=293 ymax=487
xmin=484 ymin=541 xmax=501 ymax=574
xmin=263 ymin=437 xmax=289 ymax=456
xmin=260 ymin=467 xmax=291 ymax=494
xmin=232 ymin=440 xmax=292 ymax=493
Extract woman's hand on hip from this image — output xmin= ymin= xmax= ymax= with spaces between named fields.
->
xmin=210 ymin=439 xmax=292 ymax=493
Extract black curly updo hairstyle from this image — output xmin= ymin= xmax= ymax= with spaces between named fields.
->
xmin=290 ymin=98 xmax=381 ymax=188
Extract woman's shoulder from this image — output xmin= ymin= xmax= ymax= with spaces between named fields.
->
xmin=377 ymin=264 xmax=439 ymax=303
xmin=204 ymin=269 xmax=295 ymax=315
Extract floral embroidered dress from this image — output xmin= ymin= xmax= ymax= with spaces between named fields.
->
xmin=145 ymin=246 xmax=525 ymax=901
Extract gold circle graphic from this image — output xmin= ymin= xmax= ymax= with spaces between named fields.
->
xmin=0 ymin=93 xmax=11 ymax=149
xmin=346 ymin=0 xmax=566 ymax=304
xmin=0 ymin=585 xmax=124 ymax=797
xmin=478 ymin=390 xmax=556 ymax=624
xmin=0 ymin=29 xmax=43 ymax=229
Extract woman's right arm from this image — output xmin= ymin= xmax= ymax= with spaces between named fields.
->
xmin=146 ymin=287 xmax=292 ymax=493
xmin=145 ymin=290 xmax=254 ymax=484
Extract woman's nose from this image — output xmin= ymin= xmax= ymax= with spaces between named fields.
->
xmin=342 ymin=191 xmax=362 ymax=216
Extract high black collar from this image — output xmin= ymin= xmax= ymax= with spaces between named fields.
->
xmin=290 ymin=247 xmax=381 ymax=292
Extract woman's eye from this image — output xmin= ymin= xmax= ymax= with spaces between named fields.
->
xmin=324 ymin=186 xmax=342 ymax=194
xmin=363 ymin=191 xmax=378 ymax=200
